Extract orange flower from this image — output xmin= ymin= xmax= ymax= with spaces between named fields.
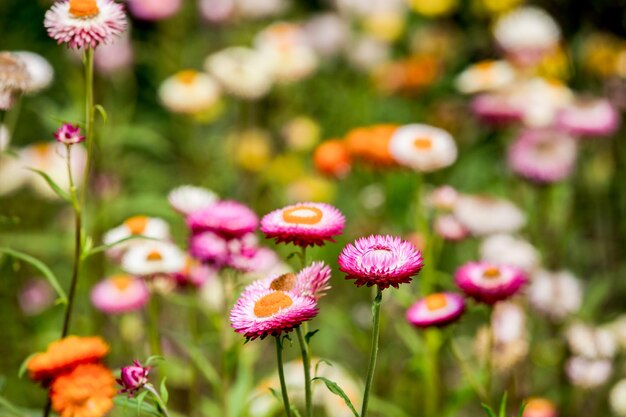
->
xmin=345 ymin=124 xmax=399 ymax=167
xmin=313 ymin=139 xmax=351 ymax=178
xmin=372 ymin=55 xmax=440 ymax=94
xmin=28 ymin=336 xmax=109 ymax=382
xmin=50 ymin=363 xmax=115 ymax=417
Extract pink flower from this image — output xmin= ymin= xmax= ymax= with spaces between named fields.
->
xmin=508 ymin=129 xmax=578 ymax=184
xmin=434 ymin=214 xmax=469 ymax=241
xmin=556 ymin=98 xmax=620 ymax=138
xmin=338 ymin=235 xmax=423 ymax=290
xmin=44 ymin=0 xmax=127 ymax=50
xmin=471 ymin=93 xmax=523 ymax=125
xmin=90 ymin=274 xmax=149 ymax=314
xmin=173 ymin=257 xmax=217 ymax=288
xmin=127 ymin=0 xmax=181 ymax=21
xmin=189 ymin=231 xmax=230 ymax=265
xmin=54 ymin=123 xmax=84 ymax=145
xmin=186 ymin=200 xmax=258 ymax=238
xmin=455 ymin=261 xmax=527 ymax=305
xmin=117 ymin=360 xmax=150 ymax=396
xmin=406 ymin=292 xmax=465 ymax=328
xmin=244 ymin=261 xmax=332 ymax=300
xmin=230 ymin=289 xmax=319 ymax=341
xmin=260 ymin=202 xmax=345 ymax=247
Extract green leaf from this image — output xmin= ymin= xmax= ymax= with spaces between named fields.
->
xmin=26 ymin=168 xmax=71 ymax=202
xmin=94 ymin=104 xmax=108 ymax=124
xmin=168 ymin=338 xmax=221 ymax=393
xmin=159 ymin=377 xmax=169 ymax=405
xmin=145 ymin=355 xmax=165 ymax=367
xmin=313 ymin=377 xmax=359 ymax=417
xmin=0 ymin=247 xmax=67 ymax=304
xmin=83 ymin=235 xmax=159 ymax=260
xmin=268 ymin=387 xmax=281 ymax=403
xmin=18 ymin=353 xmax=37 ymax=378
xmin=517 ymin=402 xmax=527 ymax=417
xmin=498 ymin=392 xmax=508 ymax=417
xmin=0 ymin=395 xmax=28 ymax=417
xmin=481 ymin=404 xmax=497 ymax=417
xmin=314 ymin=359 xmax=333 ymax=377
xmin=305 ymin=329 xmax=319 ymax=344
xmin=136 ymin=390 xmax=148 ymax=417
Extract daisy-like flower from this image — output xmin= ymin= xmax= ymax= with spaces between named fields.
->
xmin=27 ymin=336 xmax=109 ymax=382
xmin=90 ymin=274 xmax=150 ymax=314
xmin=117 ymin=360 xmax=150 ymax=396
xmin=480 ymin=234 xmax=540 ymax=274
xmin=0 ymin=52 xmax=30 ymax=110
xmin=508 ymin=129 xmax=578 ymax=183
xmin=455 ymin=261 xmax=527 ymax=304
xmin=158 ymin=70 xmax=221 ymax=115
xmin=388 ymin=123 xmax=457 ymax=172
xmin=167 ymin=185 xmax=218 ymax=216
xmin=127 ymin=0 xmax=181 ymax=21
xmin=406 ymin=292 xmax=465 ymax=328
xmin=50 ymin=363 xmax=115 ymax=417
xmin=522 ymin=398 xmax=557 ymax=417
xmin=189 ymin=231 xmax=230 ymax=265
xmin=244 ymin=261 xmax=332 ymax=300
xmin=455 ymin=60 xmax=517 ymax=94
xmin=13 ymin=51 xmax=54 ymax=93
xmin=205 ymin=47 xmax=275 ymax=100
xmin=230 ymin=289 xmax=319 ymax=341
xmin=453 ymin=194 xmax=526 ymax=236
xmin=54 ymin=123 xmax=85 ymax=145
xmin=510 ymin=78 xmax=573 ymax=128
xmin=338 ymin=235 xmax=424 ymax=289
xmin=102 ymin=215 xmax=170 ymax=260
xmin=187 ymin=200 xmax=259 ymax=238
xmin=121 ymin=241 xmax=186 ymax=276
xmin=44 ymin=0 xmax=127 ymax=50
xmin=260 ymin=202 xmax=345 ymax=247
xmin=528 ymin=269 xmax=582 ymax=321
xmin=556 ymin=98 xmax=620 ymax=138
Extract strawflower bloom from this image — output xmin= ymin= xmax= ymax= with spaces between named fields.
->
xmin=102 ymin=215 xmax=170 ymax=260
xmin=260 ymin=202 xmax=345 ymax=247
xmin=313 ymin=139 xmax=351 ymax=178
xmin=453 ymin=194 xmax=526 ymax=236
xmin=13 ymin=51 xmax=54 ymax=93
xmin=187 ymin=200 xmax=258 ymax=238
xmin=173 ymin=256 xmax=216 ymax=287
xmin=480 ymin=234 xmax=540 ymax=273
xmin=158 ymin=70 xmax=221 ymax=115
xmin=167 ymin=185 xmax=218 ymax=216
xmin=434 ymin=214 xmax=469 ymax=241
xmin=471 ymin=92 xmax=523 ymax=125
xmin=117 ymin=360 xmax=150 ymax=396
xmin=90 ymin=274 xmax=150 ymax=314
xmin=522 ymin=398 xmax=557 ymax=417
xmin=338 ymin=235 xmax=423 ymax=289
xmin=54 ymin=123 xmax=85 ymax=145
xmin=189 ymin=231 xmax=230 ymax=265
xmin=44 ymin=0 xmax=127 ymax=49
xmin=230 ymin=289 xmax=319 ymax=340
xmin=50 ymin=363 xmax=115 ymax=417
xmin=406 ymin=292 xmax=465 ymax=328
xmin=556 ymin=98 xmax=620 ymax=137
xmin=244 ymin=261 xmax=332 ymax=300
xmin=121 ymin=241 xmax=186 ymax=276
xmin=455 ymin=261 xmax=527 ymax=304
xmin=0 ymin=52 xmax=30 ymax=110
xmin=127 ymin=0 xmax=181 ymax=21
xmin=528 ymin=269 xmax=582 ymax=321
xmin=345 ymin=124 xmax=399 ymax=167
xmin=455 ymin=60 xmax=517 ymax=94
xmin=388 ymin=123 xmax=457 ymax=172
xmin=27 ymin=336 xmax=109 ymax=382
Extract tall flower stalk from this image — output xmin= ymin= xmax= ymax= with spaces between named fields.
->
xmin=361 ymin=287 xmax=382 ymax=417
xmin=275 ymin=336 xmax=293 ymax=417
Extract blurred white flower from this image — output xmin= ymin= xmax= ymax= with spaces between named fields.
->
xmin=159 ymin=70 xmax=221 ymax=114
xmin=434 ymin=214 xmax=468 ymax=241
xmin=480 ymin=234 xmax=540 ymax=273
xmin=610 ymin=379 xmax=626 ymax=416
xmin=121 ymin=241 xmax=186 ymax=276
xmin=510 ymin=78 xmax=573 ymax=128
xmin=565 ymin=357 xmax=612 ymax=389
xmin=528 ymin=269 xmax=582 ymax=320
xmin=103 ymin=216 xmax=171 ymax=261
xmin=199 ymin=0 xmax=235 ymax=23
xmin=167 ymin=185 xmax=218 ymax=216
xmin=304 ymin=14 xmax=350 ymax=57
xmin=453 ymin=194 xmax=526 ymax=236
xmin=566 ymin=322 xmax=616 ymax=359
xmin=607 ymin=315 xmax=626 ymax=352
xmin=388 ymin=123 xmax=457 ymax=172
xmin=455 ymin=60 xmax=516 ymax=94
xmin=347 ymin=35 xmax=390 ymax=71
xmin=13 ymin=52 xmax=53 ymax=93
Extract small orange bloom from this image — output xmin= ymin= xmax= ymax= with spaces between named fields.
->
xmin=345 ymin=124 xmax=399 ymax=167
xmin=50 ymin=363 xmax=115 ymax=417
xmin=28 ymin=336 xmax=109 ymax=382
xmin=313 ymin=139 xmax=351 ymax=178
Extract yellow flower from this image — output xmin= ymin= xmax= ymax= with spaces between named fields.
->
xmin=409 ymin=0 xmax=457 ymax=17
xmin=536 ymin=46 xmax=570 ymax=80
xmin=232 ymin=129 xmax=272 ymax=172
xmin=286 ymin=176 xmax=336 ymax=203
xmin=478 ymin=0 xmax=522 ymax=15
xmin=282 ymin=116 xmax=320 ymax=152
xmin=362 ymin=13 xmax=405 ymax=42
xmin=266 ymin=154 xmax=306 ymax=185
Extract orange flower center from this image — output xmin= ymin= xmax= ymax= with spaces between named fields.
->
xmin=270 ymin=273 xmax=297 ymax=291
xmin=425 ymin=293 xmax=448 ymax=311
xmin=34 ymin=143 xmax=51 ymax=157
xmin=110 ymin=275 xmax=132 ymax=291
xmin=253 ymin=291 xmax=293 ymax=318
xmin=146 ymin=251 xmax=163 ymax=262
xmin=69 ymin=0 xmax=100 ymax=18
xmin=525 ymin=398 xmax=556 ymax=413
xmin=124 ymin=216 xmax=149 ymax=235
xmin=282 ymin=206 xmax=323 ymax=225
xmin=413 ymin=137 xmax=433 ymax=150
xmin=483 ymin=266 xmax=501 ymax=279
xmin=176 ymin=70 xmax=198 ymax=85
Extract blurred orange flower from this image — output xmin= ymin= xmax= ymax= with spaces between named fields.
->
xmin=28 ymin=336 xmax=109 ymax=382
xmin=345 ymin=124 xmax=399 ymax=167
xmin=313 ymin=139 xmax=351 ymax=178
xmin=372 ymin=55 xmax=440 ymax=94
xmin=50 ymin=363 xmax=116 ymax=417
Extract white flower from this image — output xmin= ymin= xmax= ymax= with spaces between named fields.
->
xmin=388 ymin=123 xmax=457 ymax=172
xmin=103 ymin=216 xmax=171 ymax=260
xmin=158 ymin=70 xmax=221 ymax=114
xmin=480 ymin=234 xmax=540 ymax=273
xmin=528 ymin=269 xmax=582 ymax=320
xmin=610 ymin=379 xmax=626 ymax=416
xmin=566 ymin=322 xmax=616 ymax=359
xmin=13 ymin=52 xmax=54 ymax=93
xmin=493 ymin=7 xmax=560 ymax=56
xmin=566 ymin=357 xmax=612 ymax=389
xmin=0 ymin=124 xmax=9 ymax=151
xmin=509 ymin=78 xmax=573 ymax=127
xmin=607 ymin=315 xmax=626 ymax=352
xmin=347 ymin=35 xmax=390 ymax=71
xmin=453 ymin=194 xmax=526 ymax=236
xmin=455 ymin=60 xmax=516 ymax=94
xmin=167 ymin=185 xmax=218 ymax=216
xmin=304 ymin=14 xmax=350 ymax=57
xmin=121 ymin=241 xmax=186 ymax=276
xmin=235 ymin=0 xmax=287 ymax=19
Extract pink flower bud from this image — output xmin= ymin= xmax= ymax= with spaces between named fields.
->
xmin=54 ymin=123 xmax=84 ymax=145
xmin=117 ymin=360 xmax=150 ymax=396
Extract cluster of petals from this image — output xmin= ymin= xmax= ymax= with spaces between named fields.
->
xmin=50 ymin=363 xmax=115 ymax=417
xmin=189 ymin=230 xmax=258 ymax=270
xmin=338 ymin=234 xmax=423 ymax=289
xmin=406 ymin=292 xmax=465 ymax=328
xmin=90 ymin=274 xmax=150 ymax=314
xmin=187 ymin=200 xmax=259 ymax=238
xmin=455 ymin=261 xmax=527 ymax=305
xmin=102 ymin=215 xmax=170 ymax=260
xmin=244 ymin=261 xmax=332 ymax=300
xmin=121 ymin=240 xmax=186 ymax=276
xmin=117 ymin=360 xmax=150 ymax=396
xmin=54 ymin=123 xmax=84 ymax=145
xmin=556 ymin=98 xmax=620 ymax=138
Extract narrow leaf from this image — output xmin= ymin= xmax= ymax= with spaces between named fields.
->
xmin=159 ymin=377 xmax=169 ymax=404
xmin=517 ymin=402 xmax=527 ymax=417
xmin=498 ymin=392 xmax=508 ymax=417
xmin=481 ymin=404 xmax=498 ymax=417
xmin=314 ymin=359 xmax=333 ymax=377
xmin=26 ymin=168 xmax=71 ymax=202
xmin=145 ymin=355 xmax=165 ymax=366
xmin=0 ymin=395 xmax=28 ymax=417
xmin=136 ymin=391 xmax=149 ymax=417
xmin=313 ymin=377 xmax=359 ymax=417
xmin=18 ymin=353 xmax=37 ymax=378
xmin=0 ymin=247 xmax=67 ymax=304
xmin=94 ymin=104 xmax=108 ymax=124
xmin=305 ymin=329 xmax=319 ymax=344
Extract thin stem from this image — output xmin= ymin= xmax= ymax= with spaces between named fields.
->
xmin=296 ymin=326 xmax=312 ymax=417
xmin=275 ymin=336 xmax=293 ymax=417
xmin=80 ymin=48 xmax=95 ymax=206
xmin=148 ymin=294 xmax=162 ymax=356
xmin=361 ymin=287 xmax=383 ymax=417
xmin=423 ymin=329 xmax=440 ymax=417
xmin=145 ymin=383 xmax=172 ymax=417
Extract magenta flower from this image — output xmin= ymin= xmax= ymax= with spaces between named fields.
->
xmin=230 ymin=289 xmax=319 ymax=341
xmin=189 ymin=231 xmax=230 ymax=265
xmin=54 ymin=123 xmax=85 ymax=145
xmin=471 ymin=93 xmax=523 ymax=126
xmin=338 ymin=235 xmax=424 ymax=290
xmin=172 ymin=257 xmax=217 ymax=288
xmin=127 ymin=0 xmax=181 ymax=21
xmin=556 ymin=98 xmax=621 ymax=138
xmin=260 ymin=202 xmax=345 ymax=247
xmin=90 ymin=274 xmax=149 ymax=314
xmin=44 ymin=0 xmax=127 ymax=50
xmin=186 ymin=200 xmax=259 ymax=238
xmin=117 ymin=360 xmax=150 ymax=396
xmin=455 ymin=261 xmax=527 ymax=305
xmin=243 ymin=261 xmax=332 ymax=300
xmin=406 ymin=292 xmax=465 ymax=328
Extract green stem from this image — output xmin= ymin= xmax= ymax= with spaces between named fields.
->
xmin=80 ymin=48 xmax=95 ymax=206
xmin=361 ymin=287 xmax=383 ymax=417
xmin=296 ymin=326 xmax=313 ymax=417
xmin=485 ymin=311 xmax=494 ymax=403
xmin=145 ymin=383 xmax=172 ymax=417
xmin=423 ymin=329 xmax=440 ymax=417
xmin=275 ymin=336 xmax=293 ymax=417
xmin=148 ymin=295 xmax=162 ymax=356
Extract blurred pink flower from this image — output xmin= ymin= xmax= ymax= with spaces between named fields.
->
xmin=127 ymin=0 xmax=181 ymax=21
xmin=406 ymin=292 xmax=465 ymax=328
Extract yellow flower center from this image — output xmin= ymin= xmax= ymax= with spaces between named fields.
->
xmin=483 ymin=266 xmax=501 ymax=279
xmin=270 ymin=273 xmax=297 ymax=291
xmin=413 ymin=137 xmax=433 ymax=150
xmin=253 ymin=291 xmax=293 ymax=318
xmin=69 ymin=0 xmax=100 ymax=18
xmin=282 ymin=206 xmax=323 ymax=225
xmin=146 ymin=251 xmax=163 ymax=262
xmin=124 ymin=216 xmax=149 ymax=235
xmin=525 ymin=398 xmax=555 ymax=413
xmin=110 ymin=275 xmax=132 ymax=291
xmin=176 ymin=70 xmax=198 ymax=85
xmin=425 ymin=293 xmax=448 ymax=311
